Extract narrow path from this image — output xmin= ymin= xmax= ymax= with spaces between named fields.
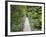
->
xmin=23 ymin=17 xmax=31 ymax=31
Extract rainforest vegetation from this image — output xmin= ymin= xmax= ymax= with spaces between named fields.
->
xmin=10 ymin=5 xmax=42 ymax=32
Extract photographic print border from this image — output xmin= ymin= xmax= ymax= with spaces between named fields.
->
xmin=5 ymin=1 xmax=45 ymax=36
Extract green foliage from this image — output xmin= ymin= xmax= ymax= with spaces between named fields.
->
xmin=27 ymin=6 xmax=42 ymax=31
xmin=11 ymin=5 xmax=42 ymax=32
xmin=11 ymin=5 xmax=26 ymax=32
